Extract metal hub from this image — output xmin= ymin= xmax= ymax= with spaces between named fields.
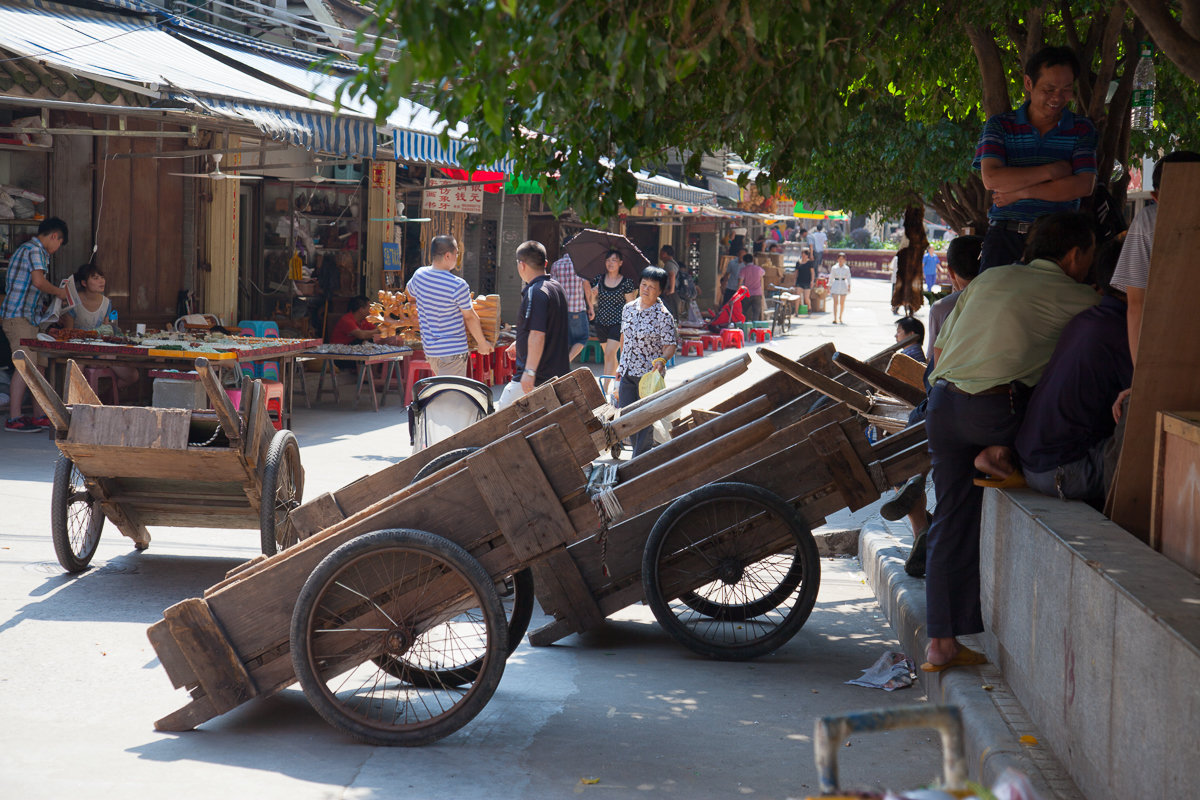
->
xmin=716 ymin=558 xmax=745 ymax=586
xmin=384 ymin=626 xmax=414 ymax=654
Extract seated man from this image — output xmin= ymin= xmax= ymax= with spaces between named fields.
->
xmin=999 ymin=239 xmax=1130 ymax=509
xmin=329 ymin=296 xmax=377 ymax=345
xmin=895 ymin=316 xmax=926 ymax=363
xmin=921 ymin=211 xmax=1099 ymax=672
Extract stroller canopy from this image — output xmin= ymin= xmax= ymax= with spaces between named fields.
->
xmin=408 ymin=376 xmax=495 ymax=449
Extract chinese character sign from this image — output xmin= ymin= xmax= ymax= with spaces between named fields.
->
xmin=423 ymin=178 xmax=484 ymax=214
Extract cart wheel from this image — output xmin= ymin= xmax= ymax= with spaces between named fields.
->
xmin=290 ymin=528 xmax=507 ymax=746
xmin=260 ymin=430 xmax=305 ymax=556
xmin=641 ymin=482 xmax=820 ymax=660
xmin=51 ymin=456 xmax=105 ymax=573
xmin=406 ymin=447 xmax=534 ymax=679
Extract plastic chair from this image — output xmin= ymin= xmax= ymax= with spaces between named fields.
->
xmin=237 ymin=320 xmax=280 ymax=338
xmin=681 ymin=339 xmax=704 ymax=357
xmin=84 ymin=367 xmax=121 ymax=405
xmin=403 ymin=358 xmax=435 ymax=406
xmin=699 ymin=334 xmax=723 ymax=351
xmin=720 ymin=328 xmax=745 ymax=349
xmin=750 ymin=327 xmax=772 ymax=343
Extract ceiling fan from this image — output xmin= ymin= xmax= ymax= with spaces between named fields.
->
xmin=270 ymin=158 xmax=363 ymax=184
xmin=169 ymin=153 xmax=261 ymax=181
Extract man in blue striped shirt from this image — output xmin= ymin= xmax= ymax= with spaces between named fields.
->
xmin=973 ymin=46 xmax=1097 ymax=271
xmin=406 ymin=235 xmax=492 ymax=376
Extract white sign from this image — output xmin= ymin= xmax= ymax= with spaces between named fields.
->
xmin=422 ymin=178 xmax=484 ymax=214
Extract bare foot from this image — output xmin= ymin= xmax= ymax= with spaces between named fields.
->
xmin=925 ymin=636 xmax=960 ymax=666
xmin=974 ymin=445 xmax=1014 ymax=479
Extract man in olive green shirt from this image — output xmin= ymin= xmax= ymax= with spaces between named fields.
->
xmin=921 ymin=211 xmax=1097 ymax=673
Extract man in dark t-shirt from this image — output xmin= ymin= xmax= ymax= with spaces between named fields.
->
xmin=498 ymin=240 xmax=569 ymax=409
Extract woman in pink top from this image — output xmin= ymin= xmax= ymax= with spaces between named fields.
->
xmin=738 ymin=253 xmax=766 ymax=321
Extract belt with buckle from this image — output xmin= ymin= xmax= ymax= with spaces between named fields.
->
xmin=936 ymin=379 xmax=1009 ymax=397
xmin=991 ymin=219 xmax=1032 ymax=234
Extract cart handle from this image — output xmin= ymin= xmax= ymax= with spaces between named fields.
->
xmin=12 ymin=349 xmax=71 ymax=433
xmin=195 ymin=357 xmax=242 ymax=446
xmin=813 ymin=704 xmax=966 ymax=794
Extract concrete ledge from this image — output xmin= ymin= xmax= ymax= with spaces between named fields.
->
xmin=981 ymin=489 xmax=1200 ymax=800
xmin=860 ymin=515 xmax=1083 ymax=798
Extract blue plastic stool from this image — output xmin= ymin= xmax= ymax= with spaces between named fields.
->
xmin=237 ymin=320 xmax=280 ymax=338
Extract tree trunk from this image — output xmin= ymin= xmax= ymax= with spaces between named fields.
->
xmin=965 ymin=23 xmax=1011 ymax=118
xmin=1126 ymin=0 xmax=1200 ymax=84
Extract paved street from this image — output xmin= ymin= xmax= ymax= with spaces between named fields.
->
xmin=0 ymin=278 xmax=948 ymax=799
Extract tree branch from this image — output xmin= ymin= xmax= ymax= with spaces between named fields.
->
xmin=966 ymin=23 xmax=1011 ymax=117
xmin=1126 ymin=0 xmax=1200 ymax=83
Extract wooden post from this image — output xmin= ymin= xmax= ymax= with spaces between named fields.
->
xmin=204 ymin=135 xmax=240 ymax=325
xmin=364 ymin=160 xmax=395 ymax=294
xmin=757 ymin=347 xmax=872 ymax=413
xmin=11 ymin=350 xmax=70 ymax=433
xmin=1109 ymin=163 xmax=1200 ymax=542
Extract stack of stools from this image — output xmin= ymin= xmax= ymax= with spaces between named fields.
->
xmin=720 ymin=327 xmax=745 ymax=349
xmin=492 ymin=349 xmax=515 ymax=385
xmin=468 ymin=352 xmax=492 ymax=385
xmin=750 ymin=320 xmax=772 ymax=343
xmin=225 ymin=384 xmax=284 ymax=431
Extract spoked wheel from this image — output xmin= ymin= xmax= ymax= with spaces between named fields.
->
xmin=51 ymin=456 xmax=105 ymax=573
xmin=260 ymin=430 xmax=305 ymax=556
xmin=641 ymin=482 xmax=820 ymax=660
xmin=291 ymin=528 xmax=507 ymax=746
xmin=402 ymin=448 xmax=534 ymax=686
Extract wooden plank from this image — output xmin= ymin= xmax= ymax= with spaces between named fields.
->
xmin=1110 ymin=163 xmax=1200 ymax=542
xmin=514 ymin=403 xmax=598 ymax=467
xmin=470 ymin=432 xmax=580 ymax=562
xmin=11 ymin=349 xmax=70 ymax=433
xmin=66 ymin=406 xmax=191 ymax=449
xmin=708 ymin=342 xmax=835 ymax=415
xmin=65 ymin=360 xmax=102 ymax=406
xmin=1153 ymin=411 xmax=1200 ymax=570
xmin=195 ymin=357 xmax=242 ymax=447
xmin=887 ymin=351 xmax=927 ymax=391
xmin=690 ymin=408 xmax=721 ymax=425
xmin=757 ymin=347 xmax=872 ymax=413
xmin=155 ymin=696 xmax=219 ymax=733
xmin=529 ymin=547 xmax=605 ymax=634
xmin=243 ymin=381 xmax=268 ymax=473
xmin=146 ymin=619 xmax=197 ymax=690
xmin=554 ymin=367 xmax=607 ymax=412
xmin=525 ymin=424 xmax=592 ymax=503
xmin=808 ymin=421 xmax=880 ymax=511
xmin=608 ymin=353 xmax=751 ymax=443
xmin=833 ymin=351 xmax=926 ymax=407
xmin=162 ymin=598 xmax=257 ymax=714
xmin=618 ymin=395 xmax=773 ymax=483
xmin=285 ymin=492 xmax=346 ymax=543
xmin=58 ymin=444 xmax=248 ymax=481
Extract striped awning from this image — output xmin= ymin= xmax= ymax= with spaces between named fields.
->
xmin=635 ymin=172 xmax=716 ymax=206
xmin=0 ymin=0 xmax=376 ymax=157
xmin=393 ymin=129 xmax=514 ymax=171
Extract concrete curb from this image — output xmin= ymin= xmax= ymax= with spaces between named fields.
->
xmin=859 ymin=516 xmax=1084 ymax=799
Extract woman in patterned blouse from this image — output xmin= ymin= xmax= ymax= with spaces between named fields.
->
xmin=588 ymin=250 xmax=638 ymax=376
xmin=615 ymin=265 xmax=678 ymax=457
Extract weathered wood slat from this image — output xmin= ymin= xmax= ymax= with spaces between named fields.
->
xmin=808 ymin=421 xmax=881 ymax=511
xmin=833 ymin=351 xmax=926 ymax=407
xmin=162 ymin=598 xmax=257 ymax=715
xmin=65 ymin=360 xmax=102 ymax=406
xmin=608 ymin=353 xmax=751 ymax=443
xmin=56 ymin=444 xmax=248 ymax=481
xmin=195 ymin=357 xmax=241 ymax=447
xmin=758 ymin=348 xmax=872 ymax=413
xmin=11 ymin=349 xmax=70 ymax=433
xmin=886 ymin=351 xmax=927 ymax=391
xmin=66 ymin=405 xmax=192 ymax=449
xmin=529 ymin=547 xmax=605 ymax=634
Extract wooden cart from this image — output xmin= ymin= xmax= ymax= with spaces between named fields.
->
xmin=13 ymin=350 xmax=305 ymax=573
xmin=145 ymin=343 xmax=929 ymax=746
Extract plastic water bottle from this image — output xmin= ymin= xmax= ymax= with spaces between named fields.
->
xmin=1131 ymin=42 xmax=1156 ymax=131
xmin=108 ymin=308 xmax=118 ymax=328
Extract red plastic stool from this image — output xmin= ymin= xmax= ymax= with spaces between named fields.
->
xmin=469 ymin=352 xmax=491 ymax=385
xmin=84 ymin=367 xmax=121 ymax=405
xmin=750 ymin=327 xmax=772 ymax=343
xmin=403 ymin=358 xmax=434 ymax=406
xmin=681 ymin=339 xmax=705 ymax=357
xmin=492 ymin=350 xmax=515 ymax=385
xmin=699 ymin=334 xmax=723 ymax=351
xmin=720 ymin=328 xmax=745 ymax=349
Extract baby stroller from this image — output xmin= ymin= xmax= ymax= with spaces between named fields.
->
xmin=706 ymin=285 xmax=749 ymax=332
xmin=407 ymin=376 xmax=495 ymax=451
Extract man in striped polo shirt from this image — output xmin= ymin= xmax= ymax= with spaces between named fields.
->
xmin=406 ymin=235 xmax=492 ymax=376
xmin=974 ymin=46 xmax=1097 ymax=271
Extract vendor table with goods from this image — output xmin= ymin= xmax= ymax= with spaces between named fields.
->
xmin=298 ymin=343 xmax=413 ymax=411
xmin=20 ymin=331 xmax=320 ymax=429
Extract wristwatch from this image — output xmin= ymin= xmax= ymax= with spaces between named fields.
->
xmin=523 ymin=368 xmax=536 ymax=377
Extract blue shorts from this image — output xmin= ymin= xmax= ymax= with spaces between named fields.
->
xmin=568 ymin=310 xmax=589 ymax=347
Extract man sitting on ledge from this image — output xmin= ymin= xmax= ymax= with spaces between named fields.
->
xmin=921 ymin=211 xmax=1099 ymax=672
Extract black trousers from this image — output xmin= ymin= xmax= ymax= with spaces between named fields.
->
xmin=979 ymin=225 xmax=1027 ymax=271
xmin=924 ymin=381 xmax=1022 ymax=638
xmin=617 ymin=374 xmax=653 ymax=457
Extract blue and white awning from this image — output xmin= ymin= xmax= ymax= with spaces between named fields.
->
xmin=393 ymin=129 xmax=513 ymax=171
xmin=0 ymin=0 xmax=377 ymax=158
